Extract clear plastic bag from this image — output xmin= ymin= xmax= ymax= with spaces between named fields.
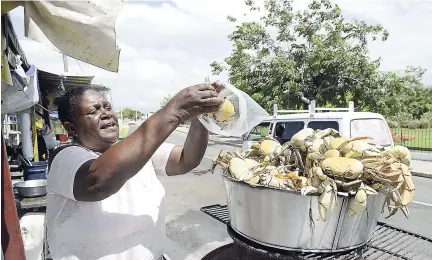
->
xmin=198 ymin=83 xmax=269 ymax=137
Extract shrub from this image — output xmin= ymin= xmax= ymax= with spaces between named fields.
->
xmin=398 ymin=119 xmax=430 ymax=129
xmin=386 ymin=120 xmax=399 ymax=128
xmin=417 ymin=119 xmax=431 ymax=129
xmin=421 ymin=111 xmax=432 ymax=122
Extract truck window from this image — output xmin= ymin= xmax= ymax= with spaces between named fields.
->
xmin=247 ymin=122 xmax=270 ymax=141
xmin=350 ymin=119 xmax=392 ymax=146
xmin=308 ymin=121 xmax=339 ymax=131
xmin=274 ymin=121 xmax=305 ymax=144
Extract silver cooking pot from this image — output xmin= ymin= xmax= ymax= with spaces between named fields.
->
xmin=14 ymin=180 xmax=47 ymax=198
xmin=223 ymin=174 xmax=385 ymax=253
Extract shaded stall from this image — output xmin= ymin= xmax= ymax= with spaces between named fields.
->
xmin=1 ymin=1 xmax=123 ymax=259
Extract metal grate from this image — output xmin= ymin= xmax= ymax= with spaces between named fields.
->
xmin=201 ymin=204 xmax=432 ymax=260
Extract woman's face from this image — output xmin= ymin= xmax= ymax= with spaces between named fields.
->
xmin=67 ymin=90 xmax=119 ymax=151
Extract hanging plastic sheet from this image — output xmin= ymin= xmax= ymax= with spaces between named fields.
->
xmin=23 ymin=1 xmax=124 ymax=72
xmin=1 ymin=65 xmax=39 ymax=115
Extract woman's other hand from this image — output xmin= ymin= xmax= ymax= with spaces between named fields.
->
xmin=164 ymin=83 xmax=224 ymax=123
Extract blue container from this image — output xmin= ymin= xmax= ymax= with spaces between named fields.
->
xmin=24 ymin=161 xmax=48 ymax=180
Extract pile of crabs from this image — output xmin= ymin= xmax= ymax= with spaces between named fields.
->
xmin=212 ymin=128 xmax=415 ymax=222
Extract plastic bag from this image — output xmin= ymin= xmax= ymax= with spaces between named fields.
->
xmin=198 ymin=83 xmax=269 ymax=137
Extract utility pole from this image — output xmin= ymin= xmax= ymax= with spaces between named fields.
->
xmin=63 ymin=54 xmax=69 ymax=72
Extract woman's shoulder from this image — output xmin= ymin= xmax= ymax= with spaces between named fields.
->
xmin=49 ymin=144 xmax=98 ymax=171
xmin=52 ymin=144 xmax=93 ymax=159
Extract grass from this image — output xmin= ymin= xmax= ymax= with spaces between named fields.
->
xmin=391 ymin=128 xmax=432 ymax=151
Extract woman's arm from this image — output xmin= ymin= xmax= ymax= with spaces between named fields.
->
xmin=73 ymin=84 xmax=223 ymax=202
xmin=165 ymin=118 xmax=209 ymax=176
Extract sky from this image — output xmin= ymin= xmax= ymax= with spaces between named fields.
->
xmin=8 ymin=0 xmax=432 ymax=112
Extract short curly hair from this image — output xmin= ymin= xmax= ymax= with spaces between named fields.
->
xmin=55 ymin=87 xmax=92 ymax=124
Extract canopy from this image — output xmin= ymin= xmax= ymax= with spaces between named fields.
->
xmin=1 ymin=0 xmax=123 ymax=72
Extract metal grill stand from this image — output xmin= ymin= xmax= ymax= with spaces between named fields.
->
xmin=201 ymin=204 xmax=432 ymax=260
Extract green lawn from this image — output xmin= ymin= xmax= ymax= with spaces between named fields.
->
xmin=391 ymin=128 xmax=432 ymax=150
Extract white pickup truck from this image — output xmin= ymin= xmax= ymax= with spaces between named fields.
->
xmin=242 ymin=101 xmax=394 ymax=151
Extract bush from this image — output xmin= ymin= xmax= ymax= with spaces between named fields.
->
xmin=417 ymin=119 xmax=431 ymax=129
xmin=421 ymin=111 xmax=432 ymax=122
xmin=387 ymin=118 xmax=430 ymax=129
xmin=386 ymin=120 xmax=399 ymax=128
xmin=402 ymin=119 xmax=430 ymax=129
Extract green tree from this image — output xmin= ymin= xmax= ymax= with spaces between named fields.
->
xmin=160 ymin=94 xmax=174 ymax=108
xmin=119 ymin=108 xmax=143 ymax=120
xmin=370 ymin=67 xmax=432 ymax=119
xmin=211 ymin=0 xmax=390 ymax=111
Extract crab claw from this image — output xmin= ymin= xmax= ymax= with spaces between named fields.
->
xmin=348 ymin=183 xmax=378 ymax=216
xmin=301 ymin=186 xmax=318 ymax=196
xmin=318 ymin=179 xmax=337 ymax=221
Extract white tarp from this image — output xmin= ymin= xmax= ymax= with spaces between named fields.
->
xmin=1 ymin=64 xmax=39 ymax=115
xmin=23 ymin=0 xmax=124 ymax=72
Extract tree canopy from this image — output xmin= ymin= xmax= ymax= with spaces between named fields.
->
xmin=118 ymin=108 xmax=143 ymax=120
xmin=160 ymin=94 xmax=174 ymax=109
xmin=211 ymin=0 xmax=431 ymax=120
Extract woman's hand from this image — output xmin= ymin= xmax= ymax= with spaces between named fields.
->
xmin=164 ymin=83 xmax=224 ymax=123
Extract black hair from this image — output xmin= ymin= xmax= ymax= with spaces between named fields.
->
xmin=55 ymin=87 xmax=93 ymax=124
xmin=275 ymin=124 xmax=285 ymax=136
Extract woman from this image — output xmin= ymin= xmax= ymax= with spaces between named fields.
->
xmin=46 ymin=83 xmax=223 ymax=260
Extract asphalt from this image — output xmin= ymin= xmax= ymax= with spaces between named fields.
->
xmin=159 ymin=129 xmax=432 ymax=259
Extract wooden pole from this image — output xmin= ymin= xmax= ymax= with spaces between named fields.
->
xmin=31 ymin=107 xmax=38 ymax=162
xmin=1 ymin=135 xmax=26 ymax=259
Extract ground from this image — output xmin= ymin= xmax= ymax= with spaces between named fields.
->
xmin=159 ymin=129 xmax=432 ymax=259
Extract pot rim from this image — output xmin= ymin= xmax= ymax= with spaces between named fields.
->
xmin=14 ymin=179 xmax=47 ymax=188
xmin=221 ymin=173 xmax=359 ymax=198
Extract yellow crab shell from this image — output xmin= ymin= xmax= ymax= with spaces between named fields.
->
xmin=321 ymin=137 xmax=350 ymax=153
xmin=228 ymin=157 xmax=259 ymax=180
xmin=213 ymin=99 xmax=235 ymax=122
xmin=259 ymin=139 xmax=281 ymax=155
xmin=321 ymin=157 xmax=364 ymax=179
xmin=291 ymin=128 xmax=314 ymax=150
xmin=386 ymin=145 xmax=411 ymax=166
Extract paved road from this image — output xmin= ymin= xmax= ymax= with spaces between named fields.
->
xmin=137 ymin=128 xmax=432 ymax=258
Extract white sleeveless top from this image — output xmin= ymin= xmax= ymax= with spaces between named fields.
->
xmin=46 ymin=143 xmax=175 ymax=260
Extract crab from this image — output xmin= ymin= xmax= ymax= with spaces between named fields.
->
xmin=291 ymin=128 xmax=340 ymax=153
xmin=317 ymin=179 xmax=338 ymax=221
xmin=385 ymin=145 xmax=411 ymax=166
xmin=209 ymin=127 xmax=416 ymax=222
xmin=209 ymin=98 xmax=236 ymax=125
xmin=347 ymin=182 xmax=378 ymax=216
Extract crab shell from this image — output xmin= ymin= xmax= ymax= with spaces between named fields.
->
xmin=320 ymin=137 xmax=350 ymax=153
xmin=321 ymin=157 xmax=364 ymax=179
xmin=259 ymin=138 xmax=281 ymax=155
xmin=385 ymin=145 xmax=411 ymax=166
xmin=212 ymin=99 xmax=235 ymax=123
xmin=341 ymin=139 xmax=383 ymax=158
xmin=291 ymin=128 xmax=314 ymax=151
xmin=228 ymin=157 xmax=259 ymax=180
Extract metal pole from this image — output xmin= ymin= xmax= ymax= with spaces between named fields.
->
xmin=63 ymin=54 xmax=69 ymax=72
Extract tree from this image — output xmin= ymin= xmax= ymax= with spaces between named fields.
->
xmin=119 ymin=108 xmax=144 ymax=120
xmin=211 ymin=0 xmax=390 ymax=111
xmin=160 ymin=94 xmax=174 ymax=108
xmin=368 ymin=67 xmax=432 ymax=119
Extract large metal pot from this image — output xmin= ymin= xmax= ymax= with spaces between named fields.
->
xmin=223 ymin=175 xmax=385 ymax=253
xmin=14 ymin=180 xmax=47 ymax=198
